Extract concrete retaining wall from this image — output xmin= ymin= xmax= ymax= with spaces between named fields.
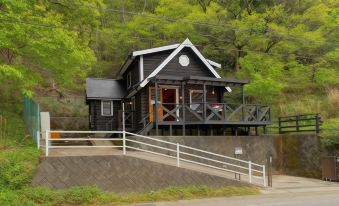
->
xmin=32 ymin=155 xmax=248 ymax=193
xmin=127 ymin=134 xmax=322 ymax=178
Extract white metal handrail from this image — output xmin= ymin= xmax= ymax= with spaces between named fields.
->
xmin=44 ymin=129 xmax=266 ymax=186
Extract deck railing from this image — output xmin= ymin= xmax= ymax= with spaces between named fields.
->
xmin=156 ymin=102 xmax=271 ymax=124
xmin=44 ymin=130 xmax=266 ymax=186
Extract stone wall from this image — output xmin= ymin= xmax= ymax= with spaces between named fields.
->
xmin=127 ymin=134 xmax=322 ymax=178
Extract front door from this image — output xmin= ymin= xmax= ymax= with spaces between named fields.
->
xmin=149 ymin=87 xmax=163 ymax=122
xmin=162 ymin=87 xmax=178 ymax=121
xmin=148 ymin=86 xmax=179 ymax=122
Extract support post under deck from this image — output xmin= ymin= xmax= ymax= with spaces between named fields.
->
xmin=182 ymin=82 xmax=185 ymax=136
xmin=203 ymin=83 xmax=207 ymax=123
xmin=154 ymin=81 xmax=159 ymax=136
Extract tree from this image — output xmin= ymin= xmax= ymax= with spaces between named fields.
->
xmin=0 ymin=0 xmax=100 ymax=97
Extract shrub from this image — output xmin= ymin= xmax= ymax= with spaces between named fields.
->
xmin=320 ymin=118 xmax=339 ymax=151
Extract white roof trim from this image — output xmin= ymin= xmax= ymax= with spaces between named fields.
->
xmin=139 ymin=38 xmax=221 ymax=87
xmin=118 ymin=58 xmax=134 ymax=77
xmin=188 ymin=41 xmax=221 ymax=78
xmin=132 ymin=44 xmax=180 ymax=57
xmin=207 ymin=59 xmax=221 ymax=69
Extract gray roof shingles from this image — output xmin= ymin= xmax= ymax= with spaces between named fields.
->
xmin=86 ymin=78 xmax=126 ymax=99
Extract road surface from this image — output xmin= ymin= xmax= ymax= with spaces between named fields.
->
xmin=135 ymin=190 xmax=339 ymax=206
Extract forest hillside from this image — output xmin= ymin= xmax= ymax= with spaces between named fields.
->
xmin=0 ymin=0 xmax=338 ymax=131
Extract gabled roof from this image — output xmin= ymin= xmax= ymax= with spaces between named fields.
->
xmin=117 ymin=38 xmax=222 ymax=78
xmin=139 ymin=38 xmax=221 ymax=87
xmin=86 ymin=78 xmax=126 ymax=99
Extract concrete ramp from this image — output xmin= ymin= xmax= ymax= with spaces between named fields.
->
xmin=32 ymin=155 xmax=249 ymax=193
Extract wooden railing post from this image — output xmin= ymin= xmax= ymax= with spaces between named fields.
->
xmin=182 ymin=82 xmax=186 ymax=136
xmin=242 ymin=86 xmax=245 ymax=122
xmin=315 ymin=113 xmax=320 ymax=133
xmin=296 ymin=115 xmax=300 ymax=132
xmin=278 ymin=117 xmax=282 ymax=134
xmin=256 ymin=104 xmax=259 ymax=122
xmin=122 ymin=102 xmax=126 ymax=155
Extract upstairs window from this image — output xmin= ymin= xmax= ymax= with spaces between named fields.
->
xmin=101 ymin=100 xmax=113 ymax=116
xmin=127 ymin=72 xmax=132 ymax=89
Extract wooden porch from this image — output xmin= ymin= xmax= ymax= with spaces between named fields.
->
xmin=123 ymin=75 xmax=272 ymax=135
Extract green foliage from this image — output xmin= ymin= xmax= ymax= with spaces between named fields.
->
xmin=0 ymin=148 xmax=39 ymax=190
xmin=320 ymin=118 xmax=339 ymax=148
xmin=244 ymin=74 xmax=284 ymax=104
xmin=0 ymin=104 xmax=40 ymax=190
xmin=0 ymin=0 xmax=99 ymax=95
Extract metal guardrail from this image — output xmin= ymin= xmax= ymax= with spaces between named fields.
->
xmin=44 ymin=130 xmax=266 ymax=186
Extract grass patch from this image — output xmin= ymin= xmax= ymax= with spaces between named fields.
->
xmin=1 ymin=185 xmax=259 ymax=206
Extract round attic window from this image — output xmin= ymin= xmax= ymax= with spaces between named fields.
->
xmin=179 ymin=55 xmax=190 ymax=67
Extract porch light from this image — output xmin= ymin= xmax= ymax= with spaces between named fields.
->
xmin=129 ymin=101 xmax=132 ymax=105
xmin=212 ymin=87 xmax=215 ymax=95
xmin=179 ymin=96 xmax=183 ymax=100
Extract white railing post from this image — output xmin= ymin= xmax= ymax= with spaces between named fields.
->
xmin=263 ymin=164 xmax=266 ymax=187
xmin=45 ymin=130 xmax=49 ymax=157
xmin=37 ymin=131 xmax=40 ymax=149
xmin=177 ymin=143 xmax=180 ymax=167
xmin=248 ymin=161 xmax=252 ymax=183
xmin=122 ymin=102 xmax=126 ymax=155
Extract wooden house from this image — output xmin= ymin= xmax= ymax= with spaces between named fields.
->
xmin=86 ymin=38 xmax=271 ymax=136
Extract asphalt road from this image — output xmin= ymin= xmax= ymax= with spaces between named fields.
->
xmin=135 ymin=190 xmax=339 ymax=206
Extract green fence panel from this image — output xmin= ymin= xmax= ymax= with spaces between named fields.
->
xmin=23 ymin=96 xmax=40 ymax=144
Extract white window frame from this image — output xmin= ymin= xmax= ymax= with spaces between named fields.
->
xmin=101 ymin=100 xmax=113 ymax=116
xmin=127 ymin=72 xmax=132 ymax=89
xmin=189 ymin=90 xmax=204 ymax=110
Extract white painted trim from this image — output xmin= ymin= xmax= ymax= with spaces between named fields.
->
xmin=139 ymin=38 xmax=221 ymax=88
xmin=139 ymin=55 xmax=144 ymax=81
xmin=101 ymin=100 xmax=113 ymax=116
xmin=187 ymin=41 xmax=221 ymax=78
xmin=118 ymin=58 xmax=134 ymax=77
xmin=140 ymin=42 xmax=187 ymax=87
xmin=206 ymin=59 xmax=221 ymax=69
xmin=132 ymin=44 xmax=180 ymax=56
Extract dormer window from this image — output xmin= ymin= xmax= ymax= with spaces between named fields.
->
xmin=127 ymin=72 xmax=132 ymax=89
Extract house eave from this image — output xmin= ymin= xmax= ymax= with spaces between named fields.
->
xmin=132 ymin=44 xmax=180 ymax=57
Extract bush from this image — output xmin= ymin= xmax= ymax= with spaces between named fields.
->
xmin=320 ymin=118 xmax=339 ymax=150
xmin=0 ymin=148 xmax=39 ymax=190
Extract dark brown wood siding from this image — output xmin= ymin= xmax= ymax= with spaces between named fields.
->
xmin=123 ymin=59 xmax=140 ymax=88
xmin=159 ymin=48 xmax=215 ymax=77
xmin=88 ymin=99 xmax=122 ymax=131
xmin=142 ymin=48 xmax=215 ymax=79
xmin=143 ymin=50 xmax=172 ymax=77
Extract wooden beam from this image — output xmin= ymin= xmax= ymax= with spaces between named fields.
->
xmin=182 ymin=82 xmax=186 ymax=137
xmin=241 ymin=85 xmax=245 ymax=121
xmin=155 ymin=81 xmax=159 ymax=136
xmin=203 ymin=83 xmax=207 ymax=123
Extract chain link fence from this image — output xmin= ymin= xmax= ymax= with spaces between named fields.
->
xmin=23 ymin=96 xmax=40 ymax=145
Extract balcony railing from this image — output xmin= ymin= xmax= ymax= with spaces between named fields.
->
xmin=155 ymin=102 xmax=271 ymax=124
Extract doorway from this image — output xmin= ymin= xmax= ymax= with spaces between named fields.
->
xmin=148 ymin=86 xmax=179 ymax=122
xmin=162 ymin=87 xmax=179 ymax=121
